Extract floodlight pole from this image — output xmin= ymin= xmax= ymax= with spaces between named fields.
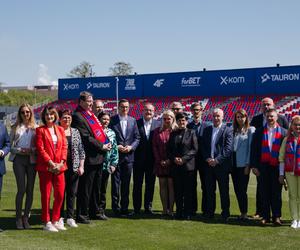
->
xmin=115 ymin=76 xmax=119 ymax=114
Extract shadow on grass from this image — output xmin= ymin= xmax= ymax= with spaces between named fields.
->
xmin=104 ymin=209 xmax=291 ymax=227
xmin=0 ymin=208 xmax=42 ymax=231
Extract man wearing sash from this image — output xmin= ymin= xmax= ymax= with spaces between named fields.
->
xmin=72 ymin=91 xmax=111 ymax=224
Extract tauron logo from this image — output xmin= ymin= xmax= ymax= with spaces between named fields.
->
xmin=220 ymin=76 xmax=245 ymax=85
xmin=153 ymin=79 xmax=164 ymax=87
xmin=87 ymin=82 xmax=92 ymax=89
xmin=261 ymin=73 xmax=271 ymax=83
xmin=261 ymin=73 xmax=300 ymax=83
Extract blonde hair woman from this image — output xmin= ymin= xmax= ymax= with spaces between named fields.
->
xmin=9 ymin=103 xmax=37 ymax=229
xmin=152 ymin=110 xmax=177 ymax=216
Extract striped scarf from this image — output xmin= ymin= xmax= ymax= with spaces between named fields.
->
xmin=77 ymin=106 xmax=107 ymax=143
xmin=284 ymin=135 xmax=300 ymax=176
xmin=261 ymin=124 xmax=283 ymax=167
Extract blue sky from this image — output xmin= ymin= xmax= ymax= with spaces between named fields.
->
xmin=1 ymin=0 xmax=300 ymax=85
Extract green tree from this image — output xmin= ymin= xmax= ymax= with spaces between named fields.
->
xmin=109 ymin=61 xmax=133 ymax=76
xmin=67 ymin=61 xmax=95 ymax=78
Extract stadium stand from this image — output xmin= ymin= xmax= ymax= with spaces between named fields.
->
xmin=31 ymin=95 xmax=300 ymax=124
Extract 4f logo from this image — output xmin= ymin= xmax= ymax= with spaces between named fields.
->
xmin=153 ymin=79 xmax=164 ymax=87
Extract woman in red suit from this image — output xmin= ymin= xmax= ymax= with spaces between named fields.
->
xmin=36 ymin=106 xmax=67 ymax=232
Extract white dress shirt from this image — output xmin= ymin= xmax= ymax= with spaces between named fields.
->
xmin=119 ymin=115 xmax=128 ymax=138
xmin=143 ymin=118 xmax=152 ymax=140
xmin=211 ymin=124 xmax=222 ymax=158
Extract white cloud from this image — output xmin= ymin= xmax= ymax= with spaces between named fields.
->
xmin=37 ymin=64 xmax=52 ymax=85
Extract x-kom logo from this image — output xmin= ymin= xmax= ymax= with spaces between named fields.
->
xmin=63 ymin=83 xmax=79 ymax=91
xmin=220 ymin=76 xmax=245 ymax=85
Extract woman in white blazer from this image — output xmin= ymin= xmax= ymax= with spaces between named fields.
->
xmin=9 ymin=103 xmax=37 ymax=229
xmin=231 ymin=109 xmax=255 ymax=220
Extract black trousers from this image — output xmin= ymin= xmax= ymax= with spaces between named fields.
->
xmin=204 ymin=163 xmax=230 ymax=218
xmin=76 ymin=165 xmax=102 ymax=220
xmin=173 ymin=168 xmax=194 ymax=217
xmin=111 ymin=162 xmax=133 ymax=212
xmin=231 ymin=166 xmax=249 ymax=215
xmin=89 ymin=165 xmax=103 ymax=217
xmin=255 ymin=176 xmax=263 ymax=216
xmin=259 ymin=164 xmax=282 ymax=220
xmin=99 ymin=170 xmax=109 ymax=213
xmin=191 ymin=167 xmax=207 ymax=214
xmin=132 ymin=163 xmax=156 ymax=212
xmin=60 ymin=168 xmax=79 ymax=219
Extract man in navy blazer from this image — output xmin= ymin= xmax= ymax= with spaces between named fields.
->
xmin=201 ymin=108 xmax=233 ymax=220
xmin=0 ymin=122 xmax=10 ymax=232
xmin=133 ymin=102 xmax=160 ymax=215
xmin=110 ymin=99 xmax=140 ymax=215
xmin=250 ymin=97 xmax=288 ymax=219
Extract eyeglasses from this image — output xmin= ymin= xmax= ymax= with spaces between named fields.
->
xmin=21 ymin=111 xmax=30 ymax=115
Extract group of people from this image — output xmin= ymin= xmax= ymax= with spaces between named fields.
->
xmin=1 ymin=93 xmax=300 ymax=232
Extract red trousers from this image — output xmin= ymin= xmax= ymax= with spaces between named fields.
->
xmin=38 ymin=171 xmax=65 ymax=223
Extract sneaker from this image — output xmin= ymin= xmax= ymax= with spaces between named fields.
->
xmin=291 ymin=220 xmax=298 ymax=229
xmin=53 ymin=218 xmax=67 ymax=231
xmin=66 ymin=218 xmax=78 ymax=228
xmin=43 ymin=222 xmax=58 ymax=232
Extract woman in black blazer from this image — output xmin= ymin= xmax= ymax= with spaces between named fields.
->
xmin=168 ymin=112 xmax=198 ymax=220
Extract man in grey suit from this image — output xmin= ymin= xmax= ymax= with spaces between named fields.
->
xmin=0 ymin=122 xmax=10 ymax=232
xmin=110 ymin=99 xmax=140 ymax=216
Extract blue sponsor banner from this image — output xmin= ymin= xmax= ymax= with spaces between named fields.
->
xmin=118 ymin=75 xmax=143 ymax=98
xmin=58 ymin=65 xmax=300 ymax=100
xmin=255 ymin=66 xmax=300 ymax=95
xmin=204 ymin=68 xmax=256 ymax=96
xmin=58 ymin=78 xmax=89 ymax=100
xmin=84 ymin=76 xmax=116 ymax=98
xmin=142 ymin=71 xmax=205 ymax=97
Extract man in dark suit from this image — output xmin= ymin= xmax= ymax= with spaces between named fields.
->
xmin=110 ymin=99 xmax=140 ymax=215
xmin=201 ymin=108 xmax=233 ymax=220
xmin=88 ymin=99 xmax=106 ymax=219
xmin=0 ymin=122 xmax=10 ymax=232
xmin=72 ymin=91 xmax=111 ymax=224
xmin=250 ymin=97 xmax=289 ymax=218
xmin=132 ymin=102 xmax=160 ymax=215
xmin=251 ymin=108 xmax=287 ymax=225
xmin=187 ymin=102 xmax=208 ymax=215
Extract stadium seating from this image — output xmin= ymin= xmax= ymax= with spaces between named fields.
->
xmin=32 ymin=95 xmax=300 ymax=124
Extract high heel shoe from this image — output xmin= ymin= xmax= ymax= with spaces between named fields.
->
xmin=16 ymin=218 xmax=24 ymax=230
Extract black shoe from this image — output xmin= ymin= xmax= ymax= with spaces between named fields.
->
xmin=113 ymin=209 xmax=121 ymax=217
xmin=203 ymin=213 xmax=214 ymax=219
xmin=98 ymin=213 xmax=109 ymax=220
xmin=120 ymin=210 xmax=129 ymax=216
xmin=185 ymin=215 xmax=192 ymax=220
xmin=76 ymin=216 xmax=90 ymax=224
xmin=222 ymin=216 xmax=229 ymax=223
xmin=144 ymin=209 xmax=154 ymax=215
